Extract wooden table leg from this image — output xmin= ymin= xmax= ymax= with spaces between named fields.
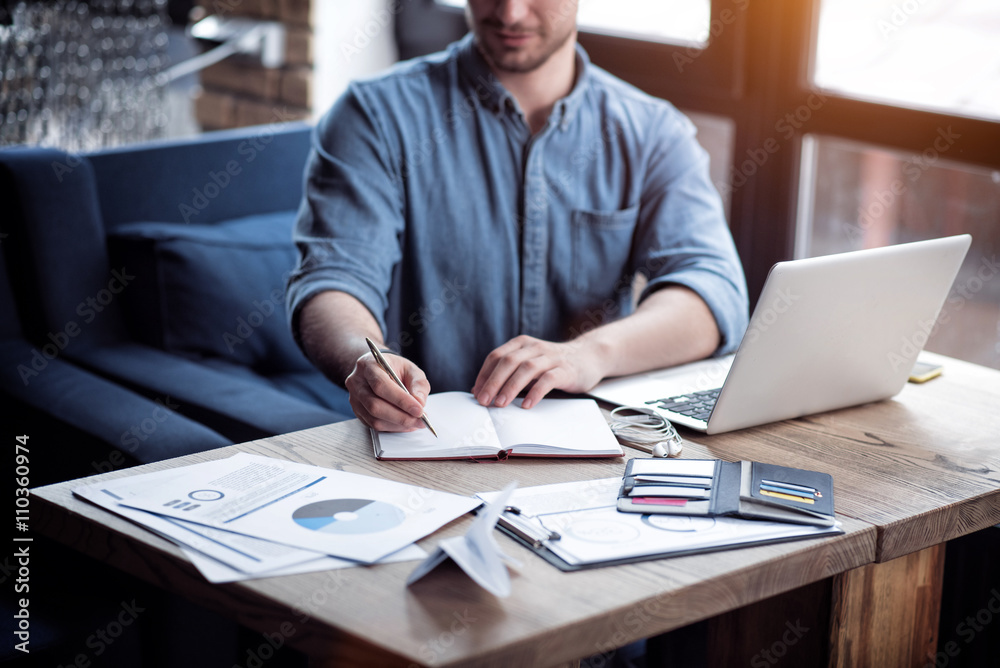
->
xmin=705 ymin=579 xmax=831 ymax=667
xmin=828 ymin=543 xmax=946 ymax=668
xmin=704 ymin=544 xmax=945 ymax=668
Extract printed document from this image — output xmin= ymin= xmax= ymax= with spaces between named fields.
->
xmin=114 ymin=453 xmax=480 ymax=563
xmin=74 ymin=469 xmax=427 ymax=582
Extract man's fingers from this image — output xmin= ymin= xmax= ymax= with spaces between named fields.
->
xmin=521 ymin=368 xmax=564 ymax=409
xmin=472 ymin=336 xmax=532 ymax=397
xmin=475 ymin=345 xmax=540 ymax=406
xmin=400 ymin=364 xmax=431 ymax=405
xmin=363 ymin=359 xmax=425 ymax=418
xmin=352 ymin=396 xmax=424 ymax=432
xmin=346 ymin=354 xmax=431 ymax=431
xmin=492 ymin=355 xmax=557 ymax=407
xmin=472 ymin=336 xmax=596 ymax=409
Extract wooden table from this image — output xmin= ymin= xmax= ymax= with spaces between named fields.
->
xmin=33 ymin=353 xmax=1000 ymax=667
xmin=682 ymin=352 xmax=1000 ymax=666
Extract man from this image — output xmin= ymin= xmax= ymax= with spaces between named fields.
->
xmin=287 ymin=0 xmax=748 ymax=433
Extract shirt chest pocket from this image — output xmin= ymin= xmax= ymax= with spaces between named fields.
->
xmin=571 ymin=206 xmax=639 ymax=295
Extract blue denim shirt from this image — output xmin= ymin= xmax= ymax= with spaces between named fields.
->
xmin=288 ymin=34 xmax=748 ymax=392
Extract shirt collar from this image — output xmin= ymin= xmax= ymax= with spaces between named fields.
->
xmin=456 ymin=32 xmax=591 ymax=129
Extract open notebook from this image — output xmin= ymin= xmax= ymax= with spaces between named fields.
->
xmin=371 ymin=391 xmax=623 ymax=460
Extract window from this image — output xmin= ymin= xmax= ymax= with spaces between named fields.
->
xmin=814 ymin=0 xmax=1000 ymax=122
xmin=799 ymin=136 xmax=1000 ymax=367
xmin=798 ymin=1 xmax=1000 ymax=368
xmin=436 ymin=0 xmax=711 ymax=45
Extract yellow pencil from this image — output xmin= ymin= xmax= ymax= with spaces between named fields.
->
xmin=760 ymin=489 xmax=815 ymax=504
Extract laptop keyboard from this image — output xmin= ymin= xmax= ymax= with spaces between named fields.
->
xmin=645 ymin=388 xmax=722 ymax=422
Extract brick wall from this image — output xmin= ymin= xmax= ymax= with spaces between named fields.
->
xmin=193 ymin=0 xmax=314 ymax=130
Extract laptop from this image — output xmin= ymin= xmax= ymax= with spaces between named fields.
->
xmin=590 ymin=235 xmax=972 ymax=434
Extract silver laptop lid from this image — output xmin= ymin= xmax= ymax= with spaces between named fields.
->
xmin=706 ymin=234 xmax=971 ymax=433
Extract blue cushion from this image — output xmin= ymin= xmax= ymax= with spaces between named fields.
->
xmin=199 ymin=357 xmax=354 ymax=418
xmin=0 ymin=148 xmax=129 ymax=349
xmin=0 ymin=339 xmax=232 ymax=463
xmin=107 ymin=213 xmax=312 ymax=373
xmin=78 ymin=342 xmax=347 ymax=439
xmin=89 ymin=123 xmax=311 ymax=227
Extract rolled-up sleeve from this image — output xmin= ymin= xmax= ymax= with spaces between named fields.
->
xmin=632 ymin=107 xmax=749 ymax=354
xmin=286 ymin=84 xmax=404 ymax=345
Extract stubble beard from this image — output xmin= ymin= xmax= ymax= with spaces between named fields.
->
xmin=469 ymin=13 xmax=576 ymax=74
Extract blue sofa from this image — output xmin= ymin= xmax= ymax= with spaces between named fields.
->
xmin=0 ymin=122 xmax=351 ymax=479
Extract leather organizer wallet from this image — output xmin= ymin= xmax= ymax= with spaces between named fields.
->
xmin=617 ymin=458 xmax=836 ymax=527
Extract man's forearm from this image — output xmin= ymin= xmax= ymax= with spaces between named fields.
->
xmin=298 ymin=291 xmax=386 ymax=387
xmin=576 ymin=285 xmax=722 ymax=380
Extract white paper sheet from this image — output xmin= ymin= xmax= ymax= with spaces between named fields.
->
xmin=75 ymin=469 xmax=330 ymax=574
xmin=74 ymin=471 xmax=429 ymax=582
xmin=117 ymin=453 xmax=480 ymax=563
xmin=184 ymin=543 xmax=427 ymax=584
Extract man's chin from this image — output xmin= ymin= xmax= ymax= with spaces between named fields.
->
xmin=475 ymin=26 xmax=575 ymax=76
xmin=491 ymin=55 xmax=544 ymax=74
xmin=479 ymin=44 xmax=546 ymax=74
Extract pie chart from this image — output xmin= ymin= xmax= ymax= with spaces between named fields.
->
xmin=292 ymin=499 xmax=405 ymax=534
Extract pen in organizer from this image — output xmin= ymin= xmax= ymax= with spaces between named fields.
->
xmin=364 ymin=337 xmax=438 ymax=437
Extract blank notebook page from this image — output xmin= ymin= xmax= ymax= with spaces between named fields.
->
xmin=375 ymin=392 xmax=502 ymax=456
xmin=488 ymin=398 xmax=620 ymax=454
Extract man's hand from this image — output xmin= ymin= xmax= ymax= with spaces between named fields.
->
xmin=471 ymin=335 xmax=608 ymax=410
xmin=346 ymin=352 xmax=432 ymax=432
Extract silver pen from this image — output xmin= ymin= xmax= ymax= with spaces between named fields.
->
xmin=364 ymin=337 xmax=438 ymax=437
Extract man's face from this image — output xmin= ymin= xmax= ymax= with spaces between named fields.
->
xmin=466 ymin=0 xmax=578 ymax=74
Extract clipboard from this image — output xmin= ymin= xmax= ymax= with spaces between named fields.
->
xmin=479 ymin=478 xmax=842 ymax=572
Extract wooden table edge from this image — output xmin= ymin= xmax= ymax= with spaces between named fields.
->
xmin=32 ymin=481 xmax=878 ymax=668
